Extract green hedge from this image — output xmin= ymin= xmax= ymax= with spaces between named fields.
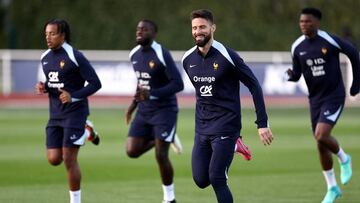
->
xmin=1 ymin=0 xmax=359 ymax=50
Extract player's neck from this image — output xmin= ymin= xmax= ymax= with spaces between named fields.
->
xmin=140 ymin=40 xmax=154 ymax=49
xmin=50 ymin=41 xmax=65 ymax=51
xmin=198 ymin=38 xmax=213 ymax=57
xmin=305 ymin=30 xmax=318 ymax=39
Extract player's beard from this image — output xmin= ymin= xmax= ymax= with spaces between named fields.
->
xmin=194 ymin=33 xmax=211 ymax=47
xmin=136 ymin=38 xmax=151 ymax=46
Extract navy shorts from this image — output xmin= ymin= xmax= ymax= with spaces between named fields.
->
xmin=46 ymin=117 xmax=87 ymax=148
xmin=191 ymin=133 xmax=237 ymax=188
xmin=310 ymin=98 xmax=344 ymax=132
xmin=128 ymin=110 xmax=177 ymax=143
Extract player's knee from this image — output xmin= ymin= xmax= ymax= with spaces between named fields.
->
xmin=193 ymin=176 xmax=210 ymax=189
xmin=314 ymin=131 xmax=327 ymax=143
xmin=195 ymin=181 xmax=209 ymax=189
xmin=209 ymin=174 xmax=227 ymax=188
xmin=47 ymin=157 xmax=62 ymax=166
xmin=126 ymin=149 xmax=141 ymax=158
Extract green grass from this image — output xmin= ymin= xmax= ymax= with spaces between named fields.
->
xmin=0 ymin=107 xmax=359 ymax=203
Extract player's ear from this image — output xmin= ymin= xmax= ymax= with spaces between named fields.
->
xmin=211 ymin=24 xmax=216 ymax=33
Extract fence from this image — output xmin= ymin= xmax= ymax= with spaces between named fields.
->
xmin=0 ymin=49 xmax=358 ymax=106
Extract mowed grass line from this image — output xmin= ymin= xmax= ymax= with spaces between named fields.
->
xmin=0 ymin=107 xmax=359 ymax=203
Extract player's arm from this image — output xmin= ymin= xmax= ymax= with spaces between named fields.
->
xmin=181 ymin=54 xmax=193 ymax=82
xmin=35 ymin=61 xmax=50 ymax=95
xmin=286 ymin=53 xmax=302 ymax=82
xmin=149 ymin=49 xmax=184 ymax=99
xmin=125 ymin=99 xmax=138 ymax=125
xmin=230 ymin=51 xmax=273 ymax=145
xmin=70 ymin=52 xmax=102 ymax=102
xmin=231 ymin=51 xmax=268 ymax=127
xmin=334 ymin=36 xmax=360 ymax=96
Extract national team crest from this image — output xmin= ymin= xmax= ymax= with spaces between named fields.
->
xmin=149 ymin=60 xmax=155 ymax=69
xmin=321 ymin=47 xmax=327 ymax=55
xmin=213 ymin=62 xmax=219 ymax=71
xmin=59 ymin=60 xmax=65 ymax=69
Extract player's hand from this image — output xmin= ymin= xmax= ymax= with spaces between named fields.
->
xmin=284 ymin=69 xmax=293 ymax=81
xmin=58 ymin=88 xmax=71 ymax=104
xmin=125 ymin=100 xmax=138 ymax=125
xmin=350 ymin=85 xmax=359 ymax=96
xmin=258 ymin=127 xmax=273 ymax=146
xmin=35 ymin=81 xmax=46 ymax=95
xmin=135 ymin=86 xmax=150 ymax=101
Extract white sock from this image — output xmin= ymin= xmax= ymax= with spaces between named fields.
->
xmin=322 ymin=169 xmax=337 ymax=189
xmin=162 ymin=184 xmax=175 ymax=201
xmin=69 ymin=190 xmax=81 ymax=203
xmin=337 ymin=147 xmax=348 ymax=164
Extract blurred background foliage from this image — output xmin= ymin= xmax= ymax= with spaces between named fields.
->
xmin=0 ymin=0 xmax=359 ymax=50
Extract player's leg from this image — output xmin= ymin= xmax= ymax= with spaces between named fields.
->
xmin=126 ymin=137 xmax=154 ymax=157
xmin=46 ymin=125 xmax=64 ymax=165
xmin=315 ymin=123 xmax=342 ymax=203
xmin=171 ymin=133 xmax=183 ymax=154
xmin=315 ymin=123 xmax=339 ymax=170
xmin=155 ymin=139 xmax=176 ymax=203
xmin=155 ymin=139 xmax=172 ymax=184
xmin=63 ymin=147 xmax=81 ymax=190
xmin=192 ymin=133 xmax=212 ymax=188
xmin=234 ymin=136 xmax=252 ymax=160
xmin=316 ymin=100 xmax=352 ymax=184
xmin=153 ymin=111 xmax=178 ymax=203
xmin=311 ymin=109 xmax=341 ymax=203
xmin=312 ymin=100 xmax=350 ymax=202
xmin=62 ymin=126 xmax=88 ymax=203
xmin=85 ymin=120 xmax=100 ymax=145
xmin=126 ymin=112 xmax=154 ymax=158
xmin=47 ymin=148 xmax=63 ymax=165
xmin=209 ymin=135 xmax=236 ymax=203
xmin=63 ymin=146 xmax=81 ymax=203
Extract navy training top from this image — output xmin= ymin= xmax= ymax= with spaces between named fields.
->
xmin=182 ymin=40 xmax=268 ymax=136
xmin=290 ymin=30 xmax=360 ymax=104
xmin=41 ymin=42 xmax=102 ymax=121
xmin=129 ymin=41 xmax=184 ymax=113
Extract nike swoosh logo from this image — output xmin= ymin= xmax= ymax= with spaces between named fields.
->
xmin=43 ymin=62 xmax=48 ymax=65
xmin=132 ymin=61 xmax=138 ymax=64
xmin=220 ymin=136 xmax=229 ymax=140
xmin=190 ymin=64 xmax=197 ymax=68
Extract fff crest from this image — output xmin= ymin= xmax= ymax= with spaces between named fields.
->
xmin=321 ymin=47 xmax=327 ymax=55
xmin=213 ymin=62 xmax=219 ymax=70
xmin=60 ymin=60 xmax=65 ymax=69
xmin=149 ymin=60 xmax=155 ymax=69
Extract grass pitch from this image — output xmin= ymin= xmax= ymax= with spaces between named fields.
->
xmin=0 ymin=107 xmax=359 ymax=203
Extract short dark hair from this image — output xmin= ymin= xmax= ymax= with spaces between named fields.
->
xmin=190 ymin=9 xmax=214 ymax=24
xmin=140 ymin=19 xmax=158 ymax=33
xmin=44 ymin=19 xmax=71 ymax=43
xmin=301 ymin=7 xmax=322 ymax=20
